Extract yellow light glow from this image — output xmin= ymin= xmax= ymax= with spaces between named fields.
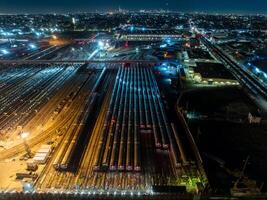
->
xmin=21 ymin=132 xmax=29 ymax=139
xmin=52 ymin=35 xmax=58 ymax=40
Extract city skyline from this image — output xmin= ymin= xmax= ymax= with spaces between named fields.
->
xmin=0 ymin=0 xmax=267 ymax=14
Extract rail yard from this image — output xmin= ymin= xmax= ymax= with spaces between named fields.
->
xmin=0 ymin=56 xmax=206 ymax=196
xmin=1 ymin=10 xmax=267 ymax=200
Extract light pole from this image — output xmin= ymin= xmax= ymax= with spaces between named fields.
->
xmin=20 ymin=132 xmax=33 ymax=158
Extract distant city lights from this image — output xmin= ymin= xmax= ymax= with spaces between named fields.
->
xmin=52 ymin=35 xmax=58 ymax=40
xmin=98 ymin=40 xmax=104 ymax=49
xmin=130 ymin=26 xmax=135 ymax=32
xmin=0 ymin=49 xmax=9 ymax=55
xmin=29 ymin=43 xmax=37 ymax=50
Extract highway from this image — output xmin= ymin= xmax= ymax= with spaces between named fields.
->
xmin=200 ymin=37 xmax=267 ymax=102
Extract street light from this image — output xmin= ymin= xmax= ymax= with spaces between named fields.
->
xmin=29 ymin=43 xmax=37 ymax=50
xmin=98 ymin=40 xmax=104 ymax=49
xmin=52 ymin=35 xmax=57 ymax=40
xmin=0 ymin=49 xmax=9 ymax=55
xmin=20 ymin=132 xmax=29 ymax=139
xmin=20 ymin=132 xmax=33 ymax=158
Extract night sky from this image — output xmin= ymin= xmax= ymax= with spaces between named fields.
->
xmin=0 ymin=0 xmax=266 ymax=14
